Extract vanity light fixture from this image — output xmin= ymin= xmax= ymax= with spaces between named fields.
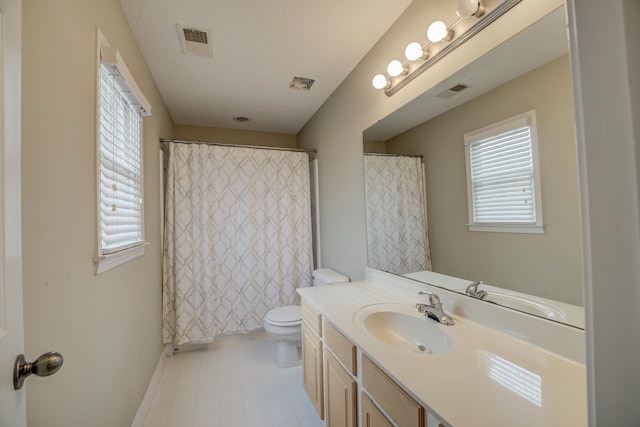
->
xmin=405 ymin=42 xmax=429 ymax=61
xmin=387 ymin=59 xmax=408 ymax=77
xmin=456 ymin=0 xmax=486 ymax=18
xmin=372 ymin=74 xmax=391 ymax=90
xmin=371 ymin=0 xmax=522 ymax=96
xmin=427 ymin=21 xmax=453 ymax=43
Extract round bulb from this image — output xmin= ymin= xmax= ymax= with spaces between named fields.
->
xmin=405 ymin=42 xmax=425 ymax=61
xmin=427 ymin=21 xmax=449 ymax=42
xmin=387 ymin=60 xmax=404 ymax=77
xmin=456 ymin=0 xmax=484 ymax=17
xmin=372 ymin=74 xmax=389 ymax=90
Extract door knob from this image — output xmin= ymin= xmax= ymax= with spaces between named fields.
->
xmin=13 ymin=352 xmax=64 ymax=390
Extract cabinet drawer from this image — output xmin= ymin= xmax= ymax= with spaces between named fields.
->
xmin=323 ymin=319 xmax=357 ymax=376
xmin=362 ymin=355 xmax=425 ymax=427
xmin=361 ymin=392 xmax=393 ymax=427
xmin=302 ymin=299 xmax=322 ymax=337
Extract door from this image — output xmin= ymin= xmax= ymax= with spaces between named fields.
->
xmin=0 ymin=0 xmax=26 ymax=425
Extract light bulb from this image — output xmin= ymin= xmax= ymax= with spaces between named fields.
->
xmin=405 ymin=42 xmax=426 ymax=61
xmin=456 ymin=0 xmax=485 ymax=18
xmin=387 ymin=60 xmax=405 ymax=77
xmin=372 ymin=74 xmax=389 ymax=90
xmin=427 ymin=21 xmax=452 ymax=43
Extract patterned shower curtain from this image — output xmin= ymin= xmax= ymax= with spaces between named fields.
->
xmin=162 ymin=142 xmax=313 ymax=346
xmin=364 ymin=154 xmax=432 ymax=274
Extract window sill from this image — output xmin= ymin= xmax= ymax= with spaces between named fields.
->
xmin=95 ymin=242 xmax=149 ymax=275
xmin=467 ymin=224 xmax=544 ymax=234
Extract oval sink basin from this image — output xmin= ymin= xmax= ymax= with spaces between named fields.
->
xmin=360 ymin=309 xmax=452 ymax=354
xmin=484 ymin=292 xmax=566 ymax=320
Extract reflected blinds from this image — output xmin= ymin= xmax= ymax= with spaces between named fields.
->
xmin=98 ymin=64 xmax=143 ymax=254
xmin=465 ymin=116 xmax=537 ymax=224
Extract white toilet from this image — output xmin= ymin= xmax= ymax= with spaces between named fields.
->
xmin=264 ymin=268 xmax=350 ymax=367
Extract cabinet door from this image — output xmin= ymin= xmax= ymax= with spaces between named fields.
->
xmin=325 ymin=350 xmax=357 ymax=427
xmin=302 ymin=323 xmax=324 ymax=419
xmin=361 ymin=392 xmax=393 ymax=427
xmin=362 ymin=355 xmax=425 ymax=427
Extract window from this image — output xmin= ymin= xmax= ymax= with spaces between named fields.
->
xmin=464 ymin=111 xmax=543 ymax=233
xmin=95 ymin=31 xmax=151 ymax=274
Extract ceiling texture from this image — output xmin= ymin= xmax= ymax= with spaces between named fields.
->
xmin=120 ymin=0 xmax=414 ymax=135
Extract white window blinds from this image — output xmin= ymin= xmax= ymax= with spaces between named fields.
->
xmin=464 ymin=111 xmax=543 ymax=233
xmin=96 ymin=36 xmax=153 ymax=271
xmin=99 ymin=63 xmax=144 ymax=254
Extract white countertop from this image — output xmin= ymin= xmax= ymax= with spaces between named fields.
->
xmin=298 ymin=280 xmax=587 ymax=426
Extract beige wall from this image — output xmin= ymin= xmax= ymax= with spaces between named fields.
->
xmin=174 ymin=124 xmax=297 ymax=148
xmin=386 ymin=55 xmax=582 ymax=305
xmin=298 ymin=0 xmax=563 ymax=281
xmin=21 ymin=0 xmax=173 ymax=426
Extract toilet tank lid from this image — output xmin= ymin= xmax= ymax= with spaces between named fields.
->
xmin=312 ymin=268 xmax=350 ymax=284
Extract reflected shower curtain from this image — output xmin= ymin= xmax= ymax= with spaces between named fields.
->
xmin=163 ymin=142 xmax=313 ymax=346
xmin=364 ymin=154 xmax=432 ymax=274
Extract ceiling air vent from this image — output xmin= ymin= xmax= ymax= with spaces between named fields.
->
xmin=290 ymin=77 xmax=315 ymax=90
xmin=177 ymin=24 xmax=213 ymax=58
xmin=435 ymin=83 xmax=469 ymax=99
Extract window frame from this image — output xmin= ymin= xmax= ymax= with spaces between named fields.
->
xmin=464 ymin=110 xmax=544 ymax=234
xmin=94 ymin=29 xmax=151 ymax=274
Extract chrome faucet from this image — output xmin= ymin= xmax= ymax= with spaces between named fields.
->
xmin=465 ymin=281 xmax=488 ymax=300
xmin=416 ymin=291 xmax=455 ymax=325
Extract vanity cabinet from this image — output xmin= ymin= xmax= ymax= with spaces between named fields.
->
xmin=301 ymin=301 xmax=324 ymax=419
xmin=301 ymin=298 xmax=446 ymax=427
xmin=362 ymin=355 xmax=425 ymax=427
xmin=361 ymin=392 xmax=393 ymax=427
xmin=324 ymin=319 xmax=358 ymax=427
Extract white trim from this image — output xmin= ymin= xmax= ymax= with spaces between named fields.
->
xmin=467 ymin=224 xmax=544 ymax=234
xmin=100 ymin=46 xmax=151 ymax=116
xmin=159 ymin=149 xmax=165 ymax=258
xmin=309 ymin=158 xmax=321 ymax=269
xmin=95 ymin=242 xmax=148 ymax=275
xmin=464 ymin=115 xmax=529 ymax=145
xmin=130 ymin=345 xmax=170 ymax=427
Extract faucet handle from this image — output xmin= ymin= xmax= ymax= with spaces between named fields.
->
xmin=418 ymin=291 xmax=440 ymax=306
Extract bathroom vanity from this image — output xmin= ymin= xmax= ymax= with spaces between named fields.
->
xmin=297 ymin=268 xmax=587 ymax=426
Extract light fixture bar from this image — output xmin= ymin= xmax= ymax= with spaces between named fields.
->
xmin=383 ymin=0 xmax=522 ymax=97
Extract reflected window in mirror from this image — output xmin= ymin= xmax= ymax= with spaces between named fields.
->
xmin=464 ymin=110 xmax=543 ymax=234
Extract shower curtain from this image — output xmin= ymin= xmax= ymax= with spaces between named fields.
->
xmin=162 ymin=142 xmax=313 ymax=346
xmin=364 ymin=154 xmax=432 ymax=274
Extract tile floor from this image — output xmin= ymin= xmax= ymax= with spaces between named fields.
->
xmin=142 ymin=330 xmax=324 ymax=427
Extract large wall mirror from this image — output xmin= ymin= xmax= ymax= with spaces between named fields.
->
xmin=363 ymin=6 xmax=584 ymax=329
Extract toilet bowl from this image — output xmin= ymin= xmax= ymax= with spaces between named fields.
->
xmin=264 ymin=305 xmax=303 ymax=368
xmin=264 ymin=268 xmax=349 ymax=367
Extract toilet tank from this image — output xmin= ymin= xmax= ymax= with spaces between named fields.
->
xmin=312 ymin=268 xmax=350 ymax=286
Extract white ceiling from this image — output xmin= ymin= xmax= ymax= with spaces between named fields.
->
xmin=120 ymin=0 xmax=414 ymax=135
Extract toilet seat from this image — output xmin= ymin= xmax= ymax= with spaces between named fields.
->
xmin=265 ymin=305 xmax=302 ymax=326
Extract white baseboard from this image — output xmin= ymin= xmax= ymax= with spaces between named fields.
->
xmin=131 ymin=344 xmax=171 ymax=427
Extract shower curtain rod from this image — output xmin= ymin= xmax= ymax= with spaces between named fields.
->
xmin=160 ymin=138 xmax=317 ymax=154
xmin=364 ymin=152 xmax=423 ymax=158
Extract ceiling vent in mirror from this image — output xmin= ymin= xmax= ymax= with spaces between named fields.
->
xmin=177 ymin=24 xmax=213 ymax=58
xmin=290 ymin=77 xmax=315 ymax=90
xmin=435 ymin=83 xmax=469 ymax=99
